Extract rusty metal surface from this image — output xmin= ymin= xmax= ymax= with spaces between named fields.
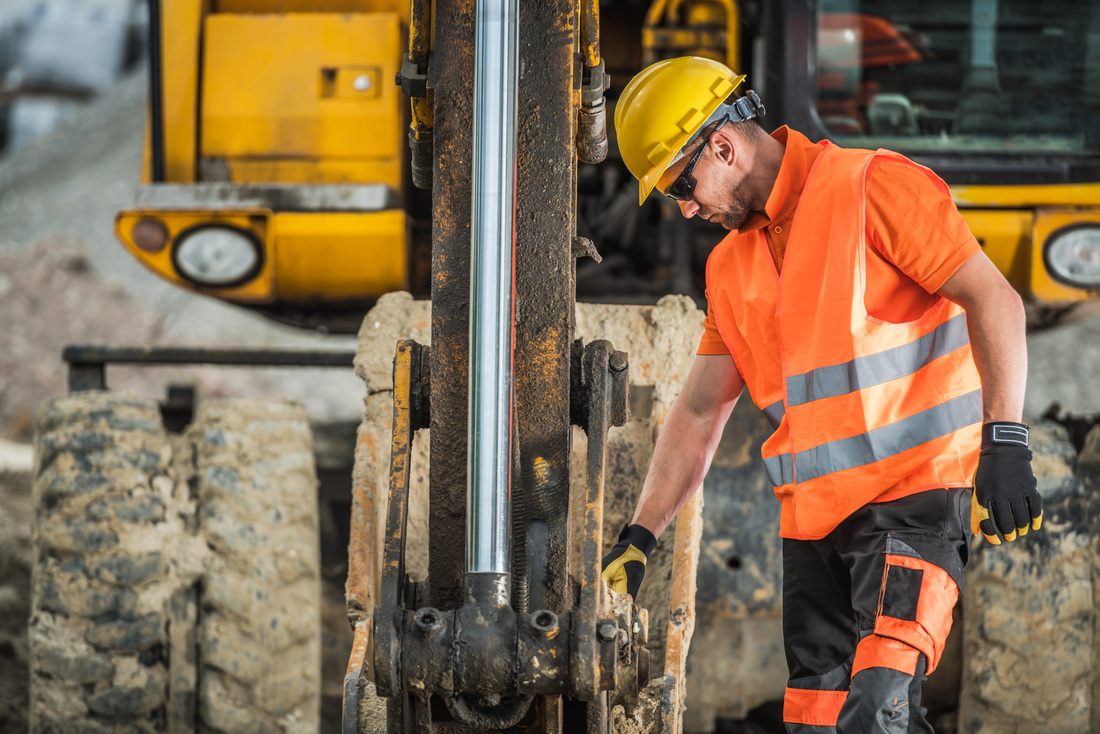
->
xmin=572 ymin=341 xmax=615 ymax=700
xmin=408 ymin=0 xmax=432 ymax=65
xmin=372 ymin=600 xmax=648 ymax=707
xmin=580 ymin=0 xmax=600 ymax=69
xmin=368 ymin=338 xmax=647 ymax=728
xmin=427 ymin=0 xmax=474 ymax=613
xmin=347 ymin=342 xmax=428 ymax=625
xmin=576 ymin=0 xmax=608 ymax=168
xmin=342 ymin=619 xmax=372 ymax=734
xmin=513 ymin=0 xmax=578 ymax=616
xmin=425 ymin=0 xmax=581 ymax=630
xmin=577 ymin=96 xmax=608 ymax=165
xmin=404 ymin=0 xmax=434 ymax=189
xmin=373 ymin=340 xmax=421 ymax=698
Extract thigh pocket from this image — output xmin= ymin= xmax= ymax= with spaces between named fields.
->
xmin=873 ymin=534 xmax=961 ymax=673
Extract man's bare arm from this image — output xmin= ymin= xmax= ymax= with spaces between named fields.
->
xmin=938 ymin=249 xmax=1041 ymax=542
xmin=632 ymin=353 xmax=745 ymax=538
xmin=936 ymin=251 xmax=1027 ymax=422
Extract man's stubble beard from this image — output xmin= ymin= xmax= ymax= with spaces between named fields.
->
xmin=713 ymin=188 xmax=754 ymax=231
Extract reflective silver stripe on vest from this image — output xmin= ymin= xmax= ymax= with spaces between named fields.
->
xmin=762 ymin=400 xmax=785 ymax=429
xmin=761 ymin=389 xmax=982 ymax=487
xmin=763 ymin=451 xmax=795 ymax=487
xmin=786 ymin=313 xmax=970 ymax=407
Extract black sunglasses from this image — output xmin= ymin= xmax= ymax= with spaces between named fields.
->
xmin=664 ymin=114 xmax=730 ymax=202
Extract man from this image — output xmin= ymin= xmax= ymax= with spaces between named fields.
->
xmin=600 ymin=57 xmax=1043 ymax=733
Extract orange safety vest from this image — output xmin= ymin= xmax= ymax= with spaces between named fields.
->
xmin=706 ymin=143 xmax=982 ymax=540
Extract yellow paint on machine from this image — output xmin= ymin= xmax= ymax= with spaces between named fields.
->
xmin=272 ymin=211 xmax=408 ymax=299
xmin=224 ymin=158 xmax=402 ymax=186
xmin=154 ymin=0 xmax=207 ymax=183
xmin=952 ymin=183 xmax=1100 ymax=209
xmin=115 ymin=208 xmax=276 ymax=301
xmin=115 ymin=209 xmax=408 ymax=303
xmin=201 ymin=12 xmax=403 ymax=183
xmin=217 ymin=0 xmax=407 ymax=16
xmin=953 ymin=184 xmax=1100 ymax=304
xmin=957 ymin=209 xmax=1032 ymax=294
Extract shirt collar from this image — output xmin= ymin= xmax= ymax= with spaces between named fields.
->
xmin=737 ymin=125 xmax=823 ymax=234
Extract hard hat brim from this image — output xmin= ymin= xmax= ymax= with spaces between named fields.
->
xmin=638 ymin=145 xmax=685 ymax=205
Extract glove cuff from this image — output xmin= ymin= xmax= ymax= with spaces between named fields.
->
xmin=982 ymin=421 xmax=1029 ymax=448
xmin=618 ymin=523 xmax=657 ymax=557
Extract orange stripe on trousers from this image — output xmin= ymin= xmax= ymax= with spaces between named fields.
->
xmin=783 ymin=687 xmax=849 ymax=726
xmin=852 ymin=634 xmax=921 ymax=677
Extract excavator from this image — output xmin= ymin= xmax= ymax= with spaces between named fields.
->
xmin=114 ymin=0 xmax=1100 ymax=329
xmin=26 ymin=0 xmax=1100 ymax=733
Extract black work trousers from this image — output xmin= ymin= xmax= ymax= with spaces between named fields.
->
xmin=781 ymin=488 xmax=970 ymax=733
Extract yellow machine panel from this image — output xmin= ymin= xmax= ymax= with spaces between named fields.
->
xmin=201 ymin=12 xmax=403 ymax=184
xmin=116 ymin=209 xmax=276 ymax=302
xmin=116 ymin=208 xmax=409 ymax=305
xmin=152 ymin=0 xmax=207 ymax=183
xmin=957 ymin=209 xmax=1032 ymax=295
xmin=952 ymin=183 xmax=1100 ymax=209
xmin=954 ymin=184 xmax=1100 ymax=305
xmin=216 ymin=0 xmax=405 ymax=13
xmin=272 ymin=210 xmax=408 ymax=299
xmin=223 ymin=158 xmax=402 ymax=185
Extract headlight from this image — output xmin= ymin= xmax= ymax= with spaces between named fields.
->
xmin=174 ymin=226 xmax=261 ymax=287
xmin=1045 ymin=226 xmax=1100 ymax=288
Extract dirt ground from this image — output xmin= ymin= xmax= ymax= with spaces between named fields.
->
xmin=0 ymin=440 xmax=32 ymax=733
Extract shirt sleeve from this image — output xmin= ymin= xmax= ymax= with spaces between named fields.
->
xmin=865 ymin=160 xmax=981 ymax=294
xmin=697 ymin=295 xmax=731 ymax=355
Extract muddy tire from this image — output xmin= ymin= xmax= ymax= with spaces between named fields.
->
xmin=190 ymin=398 xmax=322 ymax=734
xmin=29 ymin=392 xmax=175 ymax=734
xmin=29 ymin=393 xmax=322 ymax=734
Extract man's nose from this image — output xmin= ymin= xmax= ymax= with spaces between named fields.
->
xmin=677 ymin=198 xmax=699 ymax=219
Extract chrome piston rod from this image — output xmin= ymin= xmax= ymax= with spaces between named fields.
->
xmin=466 ymin=0 xmax=520 ymax=578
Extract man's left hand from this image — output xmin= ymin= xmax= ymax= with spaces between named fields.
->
xmin=972 ymin=421 xmax=1043 ymax=544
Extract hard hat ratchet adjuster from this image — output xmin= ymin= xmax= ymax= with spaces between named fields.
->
xmin=683 ymin=90 xmax=766 ymax=150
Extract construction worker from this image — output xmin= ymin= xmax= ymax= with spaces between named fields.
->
xmin=601 ymin=57 xmax=1043 ymax=733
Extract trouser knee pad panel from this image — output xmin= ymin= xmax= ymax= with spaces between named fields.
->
xmin=874 ymin=536 xmax=960 ymax=673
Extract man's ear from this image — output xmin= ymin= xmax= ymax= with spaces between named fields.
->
xmin=709 ymin=128 xmax=738 ymax=168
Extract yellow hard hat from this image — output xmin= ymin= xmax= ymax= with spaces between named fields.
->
xmin=615 ymin=57 xmax=758 ymax=204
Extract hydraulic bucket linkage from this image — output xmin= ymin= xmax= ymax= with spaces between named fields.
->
xmin=342 ymin=0 xmax=651 ymax=731
xmin=364 ymin=339 xmax=648 ymax=731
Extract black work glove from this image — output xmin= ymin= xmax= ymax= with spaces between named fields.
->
xmin=601 ymin=524 xmax=657 ymax=598
xmin=972 ymin=422 xmax=1043 ymax=544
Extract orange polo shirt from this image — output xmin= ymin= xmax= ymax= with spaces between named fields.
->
xmin=698 ymin=126 xmax=980 ymax=355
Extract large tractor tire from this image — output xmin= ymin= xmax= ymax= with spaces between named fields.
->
xmin=30 ymin=392 xmax=175 ymax=734
xmin=29 ymin=393 xmax=322 ymax=734
xmin=189 ymin=399 xmax=322 ymax=734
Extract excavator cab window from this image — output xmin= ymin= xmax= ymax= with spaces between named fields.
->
xmin=813 ymin=0 xmax=1100 ymax=152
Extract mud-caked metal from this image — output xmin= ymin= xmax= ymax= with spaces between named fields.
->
xmin=368 ymin=338 xmax=648 ymax=728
